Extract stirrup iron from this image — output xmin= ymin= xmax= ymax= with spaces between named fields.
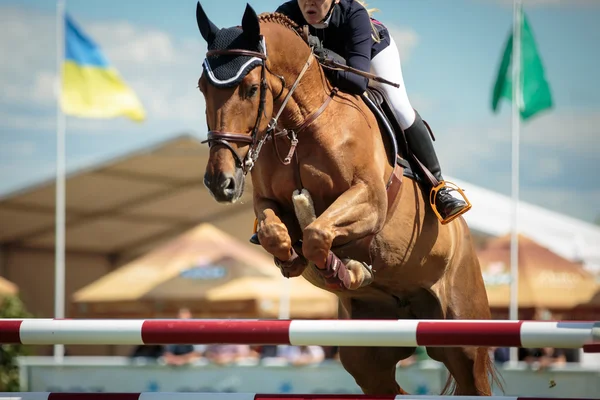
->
xmin=429 ymin=180 xmax=472 ymax=225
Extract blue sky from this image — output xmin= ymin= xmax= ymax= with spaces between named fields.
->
xmin=1 ymin=0 xmax=599 ymax=224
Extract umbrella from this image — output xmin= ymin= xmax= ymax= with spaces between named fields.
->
xmin=0 ymin=275 xmax=18 ymax=296
xmin=478 ymin=234 xmax=599 ymax=309
xmin=72 ymin=223 xmax=337 ymax=318
xmin=206 ymin=276 xmax=338 ymax=318
xmin=72 ymin=223 xmax=279 ymax=304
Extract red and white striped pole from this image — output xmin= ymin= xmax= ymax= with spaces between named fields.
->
xmin=0 ymin=319 xmax=598 ymax=349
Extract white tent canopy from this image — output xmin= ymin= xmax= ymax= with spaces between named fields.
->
xmin=452 ymin=176 xmax=600 ymax=273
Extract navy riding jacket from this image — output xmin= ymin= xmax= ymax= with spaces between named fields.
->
xmin=276 ymin=0 xmax=390 ymax=94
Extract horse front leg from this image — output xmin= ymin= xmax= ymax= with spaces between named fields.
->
xmin=254 ymin=196 xmax=309 ymax=278
xmin=302 ymin=182 xmax=386 ymax=290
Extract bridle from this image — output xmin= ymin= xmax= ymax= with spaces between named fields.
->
xmin=200 ymin=35 xmax=337 ymax=175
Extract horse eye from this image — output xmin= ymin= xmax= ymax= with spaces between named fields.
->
xmin=246 ymin=84 xmax=259 ymax=99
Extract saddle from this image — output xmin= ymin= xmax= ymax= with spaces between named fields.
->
xmin=305 ymin=30 xmax=436 ymax=190
xmin=361 ymin=87 xmax=417 ymax=182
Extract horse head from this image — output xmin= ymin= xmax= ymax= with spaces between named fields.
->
xmin=196 ymin=2 xmax=266 ymax=203
xmin=196 ymin=2 xmax=312 ymax=203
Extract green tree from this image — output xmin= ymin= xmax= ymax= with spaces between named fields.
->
xmin=0 ymin=295 xmax=33 ymax=391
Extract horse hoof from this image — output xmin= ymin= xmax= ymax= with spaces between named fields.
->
xmin=344 ymin=259 xmax=374 ymax=289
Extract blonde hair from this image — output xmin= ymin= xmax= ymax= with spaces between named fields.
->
xmin=354 ymin=0 xmax=381 ymax=43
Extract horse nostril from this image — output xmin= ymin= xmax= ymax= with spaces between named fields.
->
xmin=221 ymin=177 xmax=235 ymax=191
xmin=226 ymin=178 xmax=235 ymax=190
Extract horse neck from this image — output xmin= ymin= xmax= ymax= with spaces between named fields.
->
xmin=264 ymin=26 xmax=334 ymax=131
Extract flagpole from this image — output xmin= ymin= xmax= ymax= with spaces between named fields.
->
xmin=509 ymin=0 xmax=522 ymax=364
xmin=55 ymin=0 xmax=66 ymax=363
xmin=278 ymin=277 xmax=291 ymax=320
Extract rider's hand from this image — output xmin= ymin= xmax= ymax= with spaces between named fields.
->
xmin=307 ymin=34 xmax=321 ymax=49
xmin=313 ymin=47 xmax=346 ymax=66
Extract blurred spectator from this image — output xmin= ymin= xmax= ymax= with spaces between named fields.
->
xmin=517 ymin=308 xmax=568 ymax=370
xmin=257 ymin=345 xmax=278 ymax=358
xmin=130 ymin=344 xmax=164 ymax=360
xmin=491 ymin=347 xmax=510 ymax=365
xmin=561 ymin=348 xmax=580 ymax=363
xmin=537 ymin=347 xmax=567 ymax=370
xmin=163 ymin=343 xmax=204 ymax=366
xmin=520 ymin=347 xmax=566 ymax=371
xmin=277 ymin=345 xmax=325 ymax=366
xmin=203 ymin=344 xmax=258 ymax=365
xmin=510 ymin=308 xmax=567 ymax=370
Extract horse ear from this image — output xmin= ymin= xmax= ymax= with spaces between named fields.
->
xmin=196 ymin=1 xmax=219 ymax=44
xmin=241 ymin=3 xmax=261 ymax=45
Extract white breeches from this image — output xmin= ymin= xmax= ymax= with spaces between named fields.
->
xmin=368 ymin=35 xmax=415 ymax=130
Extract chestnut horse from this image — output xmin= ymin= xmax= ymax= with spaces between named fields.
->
xmin=195 ymin=2 xmax=500 ymax=396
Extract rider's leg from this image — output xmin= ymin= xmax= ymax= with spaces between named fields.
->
xmin=368 ymin=34 xmax=468 ymax=221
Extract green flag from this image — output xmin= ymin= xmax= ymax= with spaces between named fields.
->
xmin=491 ymin=8 xmax=553 ymax=120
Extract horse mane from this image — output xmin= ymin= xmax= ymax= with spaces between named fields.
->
xmin=257 ymin=12 xmax=305 ymax=39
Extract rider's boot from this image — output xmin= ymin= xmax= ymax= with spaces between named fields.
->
xmin=403 ymin=110 xmax=470 ymax=223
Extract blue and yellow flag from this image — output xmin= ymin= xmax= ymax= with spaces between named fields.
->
xmin=61 ymin=13 xmax=146 ymax=122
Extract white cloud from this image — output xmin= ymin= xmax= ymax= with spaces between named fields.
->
xmin=434 ymin=121 xmax=506 ymax=175
xmin=1 ymin=71 xmax=55 ymax=106
xmin=407 ymin=94 xmax=437 ymax=115
xmin=0 ymin=7 xmax=53 ymax=107
xmin=0 ymin=110 xmax=144 ymax=134
xmin=86 ymin=22 xmax=199 ymax=66
xmin=0 ymin=141 xmax=37 ymax=157
xmin=0 ymin=152 xmax=113 ymax=197
xmin=0 ymin=5 xmax=206 ymax=126
xmin=482 ymin=108 xmax=600 ymax=155
xmin=427 ymin=106 xmax=600 ymax=224
xmin=0 ymin=4 xmax=209 ymax=198
xmin=0 ymin=5 xmax=412 ymax=132
xmin=33 ymin=71 xmax=59 ymax=104
xmin=521 ymin=186 xmax=600 ymax=222
xmin=437 ymin=108 xmax=600 ymax=174
xmin=532 ymin=156 xmax=562 ymax=179
xmin=0 ymin=111 xmax=56 ymax=131
xmin=386 ymin=25 xmax=419 ymax=62
xmin=520 ymin=109 xmax=600 ymax=154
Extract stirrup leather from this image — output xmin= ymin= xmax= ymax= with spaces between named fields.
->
xmin=429 ymin=180 xmax=472 ymax=225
